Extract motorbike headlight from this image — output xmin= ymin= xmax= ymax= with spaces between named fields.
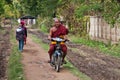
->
xmin=56 ymin=46 xmax=60 ymax=49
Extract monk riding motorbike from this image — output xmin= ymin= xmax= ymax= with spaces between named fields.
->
xmin=50 ymin=37 xmax=68 ymax=72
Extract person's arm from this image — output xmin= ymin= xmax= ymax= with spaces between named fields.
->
xmin=63 ymin=35 xmax=68 ymax=40
xmin=63 ymin=26 xmax=69 ymax=40
xmin=48 ymin=28 xmax=52 ymax=40
xmin=25 ymin=27 xmax=27 ymax=37
xmin=16 ymin=31 xmax=19 ymax=41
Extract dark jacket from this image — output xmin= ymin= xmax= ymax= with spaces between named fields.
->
xmin=16 ymin=27 xmax=25 ymax=40
xmin=23 ymin=27 xmax=27 ymax=37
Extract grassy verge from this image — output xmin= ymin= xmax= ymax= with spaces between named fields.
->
xmin=30 ymin=34 xmax=91 ymax=80
xmin=8 ymin=29 xmax=25 ymax=80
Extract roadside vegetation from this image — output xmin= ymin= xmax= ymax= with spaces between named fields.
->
xmin=8 ymin=29 xmax=25 ymax=80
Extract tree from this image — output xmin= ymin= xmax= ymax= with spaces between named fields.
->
xmin=0 ymin=0 xmax=5 ymax=17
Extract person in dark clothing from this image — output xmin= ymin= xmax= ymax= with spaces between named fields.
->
xmin=16 ymin=20 xmax=27 ymax=52
xmin=20 ymin=20 xmax=27 ymax=44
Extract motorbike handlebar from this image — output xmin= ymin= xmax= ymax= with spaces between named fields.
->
xmin=49 ymin=37 xmax=69 ymax=42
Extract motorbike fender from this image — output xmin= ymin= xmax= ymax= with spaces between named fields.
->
xmin=54 ymin=50 xmax=61 ymax=56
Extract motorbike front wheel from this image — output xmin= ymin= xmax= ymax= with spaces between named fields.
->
xmin=55 ymin=54 xmax=62 ymax=72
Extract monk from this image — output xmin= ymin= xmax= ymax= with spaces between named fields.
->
xmin=48 ymin=19 xmax=68 ymax=64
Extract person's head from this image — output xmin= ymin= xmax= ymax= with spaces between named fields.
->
xmin=20 ymin=20 xmax=25 ymax=26
xmin=54 ymin=19 xmax=61 ymax=27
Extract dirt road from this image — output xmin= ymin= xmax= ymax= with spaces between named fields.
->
xmin=22 ymin=37 xmax=80 ymax=80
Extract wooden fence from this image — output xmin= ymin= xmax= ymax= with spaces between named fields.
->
xmin=87 ymin=16 xmax=120 ymax=44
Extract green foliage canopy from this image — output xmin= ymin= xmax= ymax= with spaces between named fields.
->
xmin=0 ymin=0 xmax=5 ymax=17
xmin=75 ymin=0 xmax=120 ymax=26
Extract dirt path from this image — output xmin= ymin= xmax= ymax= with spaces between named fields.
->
xmin=22 ymin=37 xmax=80 ymax=80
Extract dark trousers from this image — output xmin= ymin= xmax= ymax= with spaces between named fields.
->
xmin=19 ymin=40 xmax=24 ymax=51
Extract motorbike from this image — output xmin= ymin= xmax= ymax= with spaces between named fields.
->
xmin=50 ymin=37 xmax=68 ymax=72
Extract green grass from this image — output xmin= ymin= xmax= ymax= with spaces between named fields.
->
xmin=39 ymin=24 xmax=49 ymax=33
xmin=30 ymin=34 xmax=91 ymax=80
xmin=8 ymin=29 xmax=25 ymax=80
